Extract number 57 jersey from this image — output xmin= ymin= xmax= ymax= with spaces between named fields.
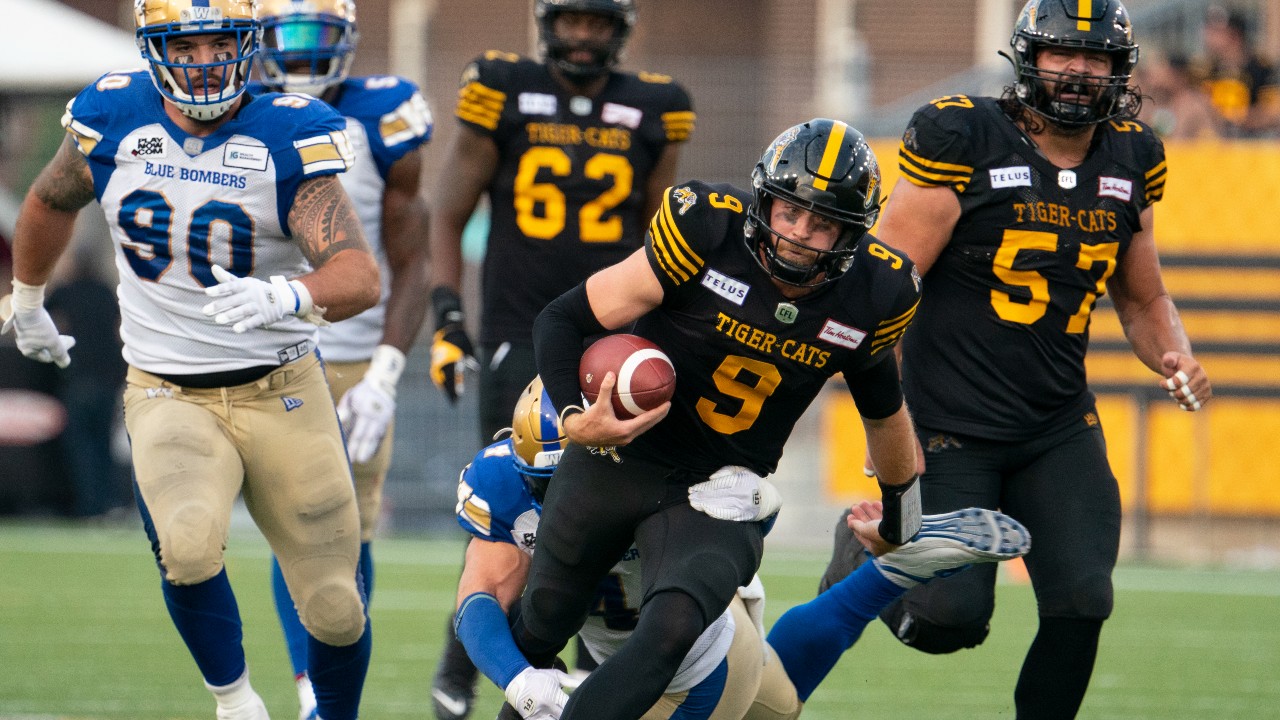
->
xmin=63 ymin=70 xmax=354 ymax=376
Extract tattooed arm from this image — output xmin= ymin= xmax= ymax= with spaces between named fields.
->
xmin=288 ymin=173 xmax=380 ymax=323
xmin=12 ymin=136 xmax=97 ymax=285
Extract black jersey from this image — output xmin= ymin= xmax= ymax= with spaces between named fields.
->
xmin=455 ymin=51 xmax=695 ymax=345
xmin=626 ymin=181 xmax=921 ymax=476
xmin=897 ymin=95 xmax=1167 ymax=440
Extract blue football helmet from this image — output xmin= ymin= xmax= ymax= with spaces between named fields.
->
xmin=258 ymin=0 xmax=359 ymax=97
xmin=134 ymin=0 xmax=260 ymax=121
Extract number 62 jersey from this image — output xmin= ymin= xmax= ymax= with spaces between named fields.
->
xmin=62 ymin=69 xmax=354 ymax=376
xmin=895 ymin=95 xmax=1167 ymax=440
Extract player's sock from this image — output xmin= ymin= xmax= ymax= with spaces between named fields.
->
xmin=1015 ymin=616 xmax=1103 ymax=719
xmin=271 ymin=556 xmax=309 ymax=677
xmin=160 ymin=568 xmax=246 ymax=686
xmin=309 ymin=615 xmax=372 ymax=720
xmin=766 ymin=559 xmax=905 ymax=701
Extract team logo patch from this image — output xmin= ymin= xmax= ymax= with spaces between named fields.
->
xmin=223 ymin=142 xmax=269 ymax=171
xmin=145 ymin=387 xmax=174 ymax=399
xmin=818 ymin=319 xmax=868 ymax=350
xmin=132 ymin=136 xmax=167 ymax=158
xmin=701 ymin=268 xmax=748 ymax=305
xmin=673 ymin=186 xmax=697 ymax=215
xmin=1098 ymin=176 xmax=1133 ymax=201
xmin=601 ymin=102 xmax=642 ymax=129
xmin=282 ymin=397 xmax=304 ymax=411
xmin=182 ymin=137 xmax=204 ymax=155
xmin=989 ymin=166 xmax=1031 ymax=189
xmin=517 ymin=92 xmax=557 ymax=116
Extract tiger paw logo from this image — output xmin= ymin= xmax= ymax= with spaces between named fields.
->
xmin=673 ymin=186 xmax=697 ymax=215
xmin=925 ymin=434 xmax=962 ymax=453
xmin=1084 ymin=412 xmax=1099 ymax=427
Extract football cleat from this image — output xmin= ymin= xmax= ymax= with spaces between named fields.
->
xmin=215 ymin=689 xmax=270 ymax=720
xmin=873 ymin=508 xmax=1031 ymax=589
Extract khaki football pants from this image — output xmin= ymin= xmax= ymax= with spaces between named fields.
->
xmin=124 ymin=353 xmax=366 ymax=647
xmin=324 ymin=359 xmax=394 ymax=543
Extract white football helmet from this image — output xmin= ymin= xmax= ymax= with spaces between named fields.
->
xmin=134 ymin=0 xmax=260 ymax=121
xmin=258 ymin=0 xmax=358 ymax=97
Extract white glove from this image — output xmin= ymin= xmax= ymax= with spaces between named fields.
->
xmin=202 ymin=265 xmax=321 ymax=333
xmin=504 ymin=667 xmax=572 ymax=720
xmin=2 ymin=282 xmax=76 ymax=368
xmin=337 ymin=344 xmax=405 ymax=463
xmin=689 ymin=466 xmax=783 ymax=522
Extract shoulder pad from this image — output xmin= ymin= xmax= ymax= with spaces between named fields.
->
xmin=637 ymin=71 xmax=674 ymax=84
xmin=845 ymin=239 xmax=921 ymax=356
xmin=455 ymin=52 xmax=527 ymax=133
xmin=62 ymin=70 xmax=153 ymax=156
xmin=1103 ymin=118 xmax=1167 ymax=205
xmin=897 ymin=95 xmax=983 ymax=193
xmin=647 ymin=181 xmax=747 ymax=289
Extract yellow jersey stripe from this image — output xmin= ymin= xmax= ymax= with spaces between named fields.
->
xmin=650 ymin=197 xmax=702 ymax=283
xmin=1145 ymin=161 xmax=1167 ymax=179
xmin=880 ymin=298 xmax=920 ymax=327
xmin=899 ymin=143 xmax=974 ymax=174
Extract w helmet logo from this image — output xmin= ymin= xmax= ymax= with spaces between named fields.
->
xmin=282 ymin=397 xmax=304 ymax=411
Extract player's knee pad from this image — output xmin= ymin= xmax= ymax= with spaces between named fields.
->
xmin=1038 ymin=571 xmax=1114 ymax=620
xmin=635 ymin=591 xmax=704 ymax=665
xmin=157 ymin=502 xmax=226 ymax=585
xmin=298 ymin=579 xmax=366 ymax=647
xmin=879 ymin=598 xmax=991 ymax=655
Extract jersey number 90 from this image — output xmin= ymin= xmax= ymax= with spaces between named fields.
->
xmin=119 ymin=189 xmax=254 ymax=286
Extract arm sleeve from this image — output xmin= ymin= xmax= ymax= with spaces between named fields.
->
xmin=455 ymin=592 xmax=529 ymax=689
xmin=844 ymin=352 xmax=904 ymax=420
xmin=533 ymin=282 xmax=607 ymax=416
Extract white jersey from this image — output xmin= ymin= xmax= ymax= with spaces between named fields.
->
xmin=312 ymin=77 xmax=432 ymax=362
xmin=64 ymin=71 xmax=352 ymax=375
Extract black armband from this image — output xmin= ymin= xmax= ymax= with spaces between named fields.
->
xmin=534 ymin=282 xmax=608 ymax=417
xmin=431 ymin=285 xmax=464 ymax=331
xmin=878 ymin=474 xmax=922 ymax=545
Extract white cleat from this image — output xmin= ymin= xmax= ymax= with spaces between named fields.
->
xmin=215 ymin=690 xmax=270 ymax=720
xmin=874 ymin=507 xmax=1031 ymax=589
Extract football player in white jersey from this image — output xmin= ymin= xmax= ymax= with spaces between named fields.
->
xmin=3 ymin=2 xmax=379 ymax=719
xmin=253 ymin=2 xmax=433 ymax=717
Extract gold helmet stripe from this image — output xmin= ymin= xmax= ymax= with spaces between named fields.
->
xmin=1077 ymin=0 xmax=1092 ymax=31
xmin=811 ymin=120 xmax=848 ymax=192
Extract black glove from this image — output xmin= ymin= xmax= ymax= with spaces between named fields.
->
xmin=430 ymin=286 xmax=478 ymax=404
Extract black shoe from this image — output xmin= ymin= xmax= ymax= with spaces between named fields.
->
xmin=432 ymin=614 xmax=479 ymax=720
xmin=817 ymin=507 xmax=870 ymax=594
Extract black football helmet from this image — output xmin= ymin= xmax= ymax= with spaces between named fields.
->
xmin=745 ymin=119 xmax=881 ymax=288
xmin=1008 ymin=0 xmax=1140 ymax=127
xmin=503 ymin=377 xmax=564 ymax=502
xmin=535 ymin=0 xmax=636 ymax=83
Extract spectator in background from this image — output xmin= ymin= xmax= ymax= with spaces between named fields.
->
xmin=46 ymin=245 xmax=127 ymax=519
xmin=1196 ymin=5 xmax=1280 ymax=137
xmin=1139 ymin=51 xmax=1222 ymax=139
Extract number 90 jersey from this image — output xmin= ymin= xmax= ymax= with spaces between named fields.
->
xmin=454 ymin=51 xmax=695 ymax=345
xmin=631 ymin=180 xmax=922 ymax=477
xmin=895 ymin=95 xmax=1167 ymax=440
xmin=63 ymin=70 xmax=352 ymax=375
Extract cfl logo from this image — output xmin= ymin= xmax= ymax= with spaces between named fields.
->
xmin=522 ymin=699 xmax=535 ymax=713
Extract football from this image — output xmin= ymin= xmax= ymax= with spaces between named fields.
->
xmin=579 ymin=334 xmax=676 ymax=419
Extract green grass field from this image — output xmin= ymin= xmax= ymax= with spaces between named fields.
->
xmin=2 ymin=520 xmax=1278 ymax=720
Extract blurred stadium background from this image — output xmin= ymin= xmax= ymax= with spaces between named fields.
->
xmin=0 ymin=1 xmax=1279 ymax=716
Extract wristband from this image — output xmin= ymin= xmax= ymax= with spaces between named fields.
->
xmin=431 ymin=285 xmax=464 ymax=329
xmin=557 ymin=404 xmax=585 ymax=426
xmin=11 ymin=278 xmax=47 ymax=310
xmin=878 ymin=474 xmax=922 ymax=544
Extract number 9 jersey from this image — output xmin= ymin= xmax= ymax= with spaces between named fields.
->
xmin=896 ymin=95 xmax=1167 ymax=439
xmin=454 ymin=51 xmax=695 ymax=345
xmin=62 ymin=70 xmax=353 ymax=375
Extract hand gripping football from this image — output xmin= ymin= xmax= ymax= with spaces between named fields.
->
xmin=579 ymin=334 xmax=676 ymax=419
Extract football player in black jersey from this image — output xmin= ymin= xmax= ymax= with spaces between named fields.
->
xmin=850 ymin=1 xmax=1212 ymax=718
xmin=509 ymin=118 xmax=923 ymax=720
xmin=426 ymin=2 xmax=693 ymax=717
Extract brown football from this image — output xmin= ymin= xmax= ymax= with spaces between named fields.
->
xmin=579 ymin=334 xmax=676 ymax=419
